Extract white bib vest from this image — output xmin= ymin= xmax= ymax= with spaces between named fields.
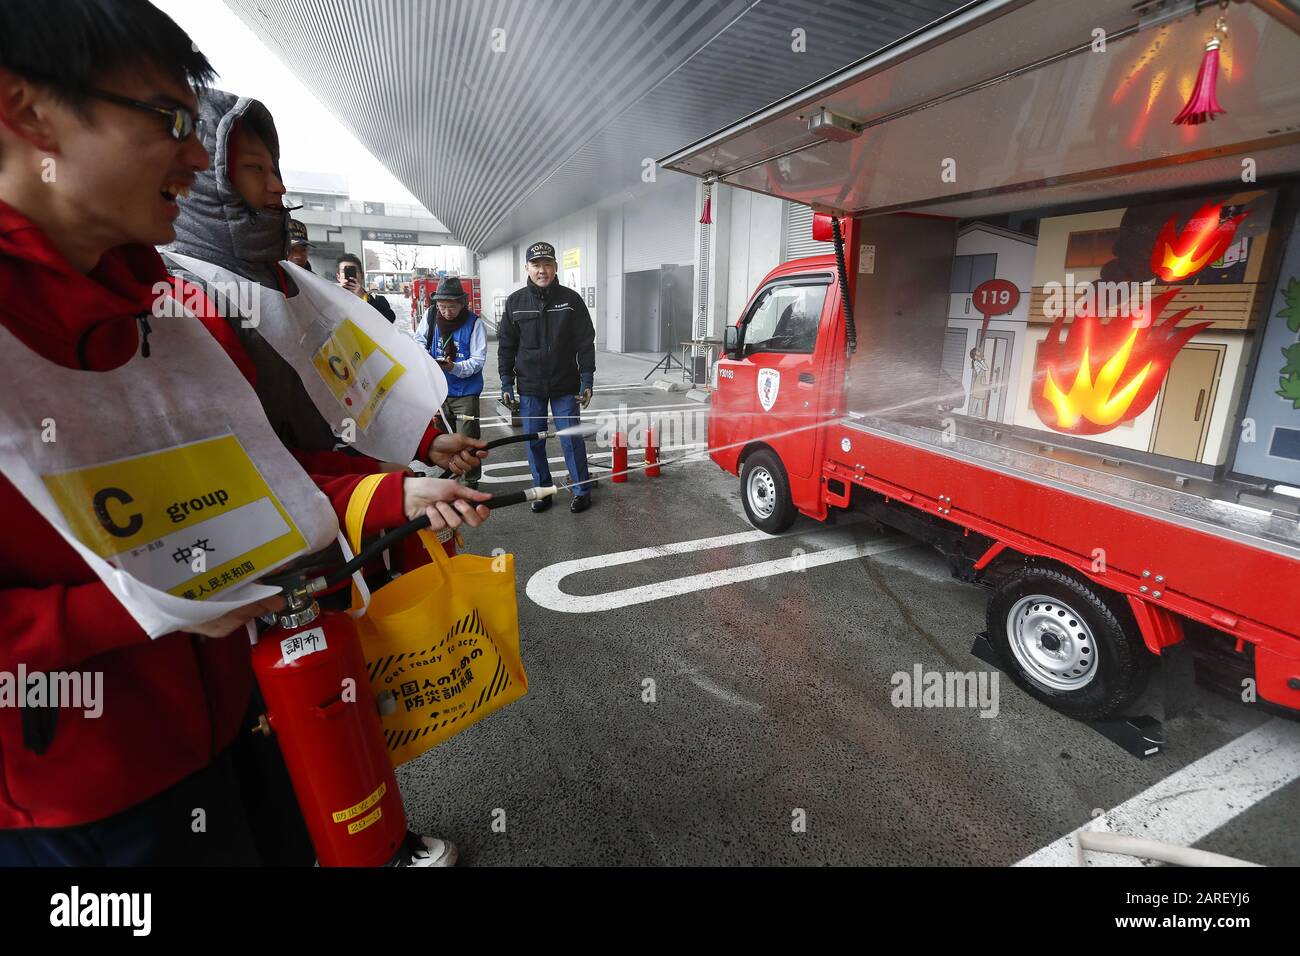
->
xmin=0 ymin=308 xmax=338 ymax=638
xmin=165 ymin=254 xmax=447 ymax=463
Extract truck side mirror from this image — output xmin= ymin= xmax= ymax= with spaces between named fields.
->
xmin=812 ymin=212 xmax=834 ymax=243
xmin=724 ymin=324 xmax=741 ymax=359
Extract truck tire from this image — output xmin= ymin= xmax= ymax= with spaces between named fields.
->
xmin=987 ymin=566 xmax=1152 ymax=721
xmin=740 ymin=449 xmax=796 ymax=534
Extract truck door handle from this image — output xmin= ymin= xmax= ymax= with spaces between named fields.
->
xmin=799 ymin=372 xmax=815 ymax=384
xmin=1194 ymin=389 xmax=1206 ymax=422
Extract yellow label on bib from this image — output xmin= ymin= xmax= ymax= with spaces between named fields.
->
xmin=42 ymin=434 xmax=307 ymax=599
xmin=311 ymin=319 xmax=405 ymax=431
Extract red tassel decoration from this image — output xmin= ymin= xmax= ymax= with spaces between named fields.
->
xmin=1173 ymin=34 xmax=1225 ymax=126
xmin=698 ymin=181 xmax=713 ymax=225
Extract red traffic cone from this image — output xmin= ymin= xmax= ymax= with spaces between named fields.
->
xmin=645 ymin=424 xmax=660 ymax=478
xmin=612 ymin=431 xmax=628 ymax=483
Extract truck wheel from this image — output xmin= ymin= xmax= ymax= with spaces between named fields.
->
xmin=987 ymin=566 xmax=1151 ymax=721
xmin=740 ymin=449 xmax=796 ymax=533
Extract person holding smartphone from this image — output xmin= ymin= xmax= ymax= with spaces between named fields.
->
xmin=337 ymin=252 xmax=396 ymax=323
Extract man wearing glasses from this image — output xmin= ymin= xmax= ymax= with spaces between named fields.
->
xmin=0 ymin=0 xmax=487 ymax=866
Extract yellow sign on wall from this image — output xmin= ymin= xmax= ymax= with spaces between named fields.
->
xmin=562 ymin=247 xmax=581 ymax=269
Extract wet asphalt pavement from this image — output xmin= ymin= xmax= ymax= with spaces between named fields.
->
xmin=391 ymin=344 xmax=1300 ymax=866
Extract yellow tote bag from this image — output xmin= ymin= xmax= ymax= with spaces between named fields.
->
xmin=345 ymin=475 xmax=527 ymax=767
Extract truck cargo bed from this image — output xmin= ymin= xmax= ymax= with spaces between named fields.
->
xmin=841 ymin=412 xmax=1300 ymax=561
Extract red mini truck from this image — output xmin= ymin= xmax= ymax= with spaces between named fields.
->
xmin=663 ymin=0 xmax=1300 ymax=723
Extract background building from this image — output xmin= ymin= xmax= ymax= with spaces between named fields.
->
xmin=284 ymin=170 xmax=470 ymax=284
xmin=225 ymin=0 xmax=965 ymax=347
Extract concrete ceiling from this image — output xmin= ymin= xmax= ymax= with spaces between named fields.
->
xmin=226 ymin=0 xmax=966 ymax=253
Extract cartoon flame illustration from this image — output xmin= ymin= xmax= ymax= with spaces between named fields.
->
xmin=1151 ymin=201 xmax=1249 ymax=282
xmin=1033 ymin=288 xmax=1210 ymax=435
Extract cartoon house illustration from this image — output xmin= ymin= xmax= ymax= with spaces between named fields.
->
xmin=1007 ymin=188 xmax=1284 ymax=469
xmin=944 ymin=223 xmax=1036 ymax=425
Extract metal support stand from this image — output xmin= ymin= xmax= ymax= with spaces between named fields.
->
xmin=644 ymin=350 xmax=687 ymax=380
xmin=970 ymin=632 xmax=1166 ymax=759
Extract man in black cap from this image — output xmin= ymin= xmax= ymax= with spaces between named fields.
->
xmin=499 ymin=241 xmax=595 ymax=513
xmin=416 ymin=277 xmax=486 ymax=488
xmin=287 ymin=218 xmax=313 ymax=272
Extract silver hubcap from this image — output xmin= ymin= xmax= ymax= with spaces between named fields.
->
xmin=1006 ymin=594 xmax=1098 ymax=691
xmin=746 ymin=466 xmax=777 ymax=519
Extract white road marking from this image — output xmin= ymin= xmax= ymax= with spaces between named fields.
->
xmin=480 ymin=443 xmax=706 ymax=483
xmin=525 ymin=527 xmax=914 ymax=613
xmin=1016 ymin=717 xmax=1300 ymax=866
xmin=478 ymin=401 xmax=708 ymax=430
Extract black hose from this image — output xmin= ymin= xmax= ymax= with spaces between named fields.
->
xmin=831 ymin=215 xmax=857 ymax=356
xmin=319 ymin=490 xmax=533 ymax=588
xmin=436 ymin=431 xmax=541 ymax=478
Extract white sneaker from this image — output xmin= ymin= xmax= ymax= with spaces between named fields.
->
xmin=393 ymin=831 xmax=459 ymax=868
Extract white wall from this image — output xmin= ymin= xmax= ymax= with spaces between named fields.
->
xmin=602 ymin=206 xmax=624 ymax=353
xmin=547 ymin=206 xmax=600 ymax=306
xmin=478 ymin=175 xmax=699 ymax=354
xmin=478 ymin=245 xmax=518 ymax=330
xmin=476 ymin=180 xmax=787 ymax=354
xmin=723 ymin=187 xmax=784 ymax=327
xmin=698 ymin=182 xmax=729 ymax=340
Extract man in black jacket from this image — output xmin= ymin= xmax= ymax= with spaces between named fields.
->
xmin=498 ymin=242 xmax=596 ymax=513
xmin=336 ymin=252 xmax=396 ymax=323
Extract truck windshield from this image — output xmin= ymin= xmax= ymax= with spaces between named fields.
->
xmin=744 ymin=280 xmax=829 ymax=356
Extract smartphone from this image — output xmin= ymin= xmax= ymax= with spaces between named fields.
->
xmin=343 ymin=265 xmax=358 ymax=281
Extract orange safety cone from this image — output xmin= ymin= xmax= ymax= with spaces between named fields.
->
xmin=645 ymin=424 xmax=660 ymax=477
xmin=612 ymin=431 xmax=628 ymax=483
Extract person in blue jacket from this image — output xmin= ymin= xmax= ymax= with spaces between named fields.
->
xmin=417 ymin=277 xmax=486 ymax=488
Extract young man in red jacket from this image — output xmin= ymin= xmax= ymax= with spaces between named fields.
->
xmin=0 ymin=0 xmax=490 ymax=865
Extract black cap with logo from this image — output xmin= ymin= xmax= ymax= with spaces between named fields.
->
xmin=288 ymin=219 xmax=311 ymax=247
xmin=525 ymin=241 xmax=556 ymax=263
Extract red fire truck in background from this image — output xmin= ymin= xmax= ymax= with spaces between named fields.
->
xmin=410 ymin=273 xmax=481 ymax=326
xmin=663 ymin=0 xmax=1300 ymax=723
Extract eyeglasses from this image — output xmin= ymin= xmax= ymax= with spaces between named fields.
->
xmin=83 ymin=88 xmax=202 ymax=142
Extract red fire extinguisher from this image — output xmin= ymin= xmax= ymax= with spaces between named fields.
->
xmin=255 ymin=484 xmax=555 ymax=866
xmin=250 ymin=591 xmax=408 ymax=867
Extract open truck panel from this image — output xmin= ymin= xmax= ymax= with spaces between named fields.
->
xmin=663 ymin=0 xmax=1300 ymax=721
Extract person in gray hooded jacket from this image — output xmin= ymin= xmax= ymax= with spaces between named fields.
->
xmin=160 ymin=89 xmax=485 ymax=868
xmin=160 ymin=89 xmax=484 ymax=478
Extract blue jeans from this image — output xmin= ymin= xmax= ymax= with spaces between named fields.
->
xmin=520 ymin=393 xmax=591 ymax=496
